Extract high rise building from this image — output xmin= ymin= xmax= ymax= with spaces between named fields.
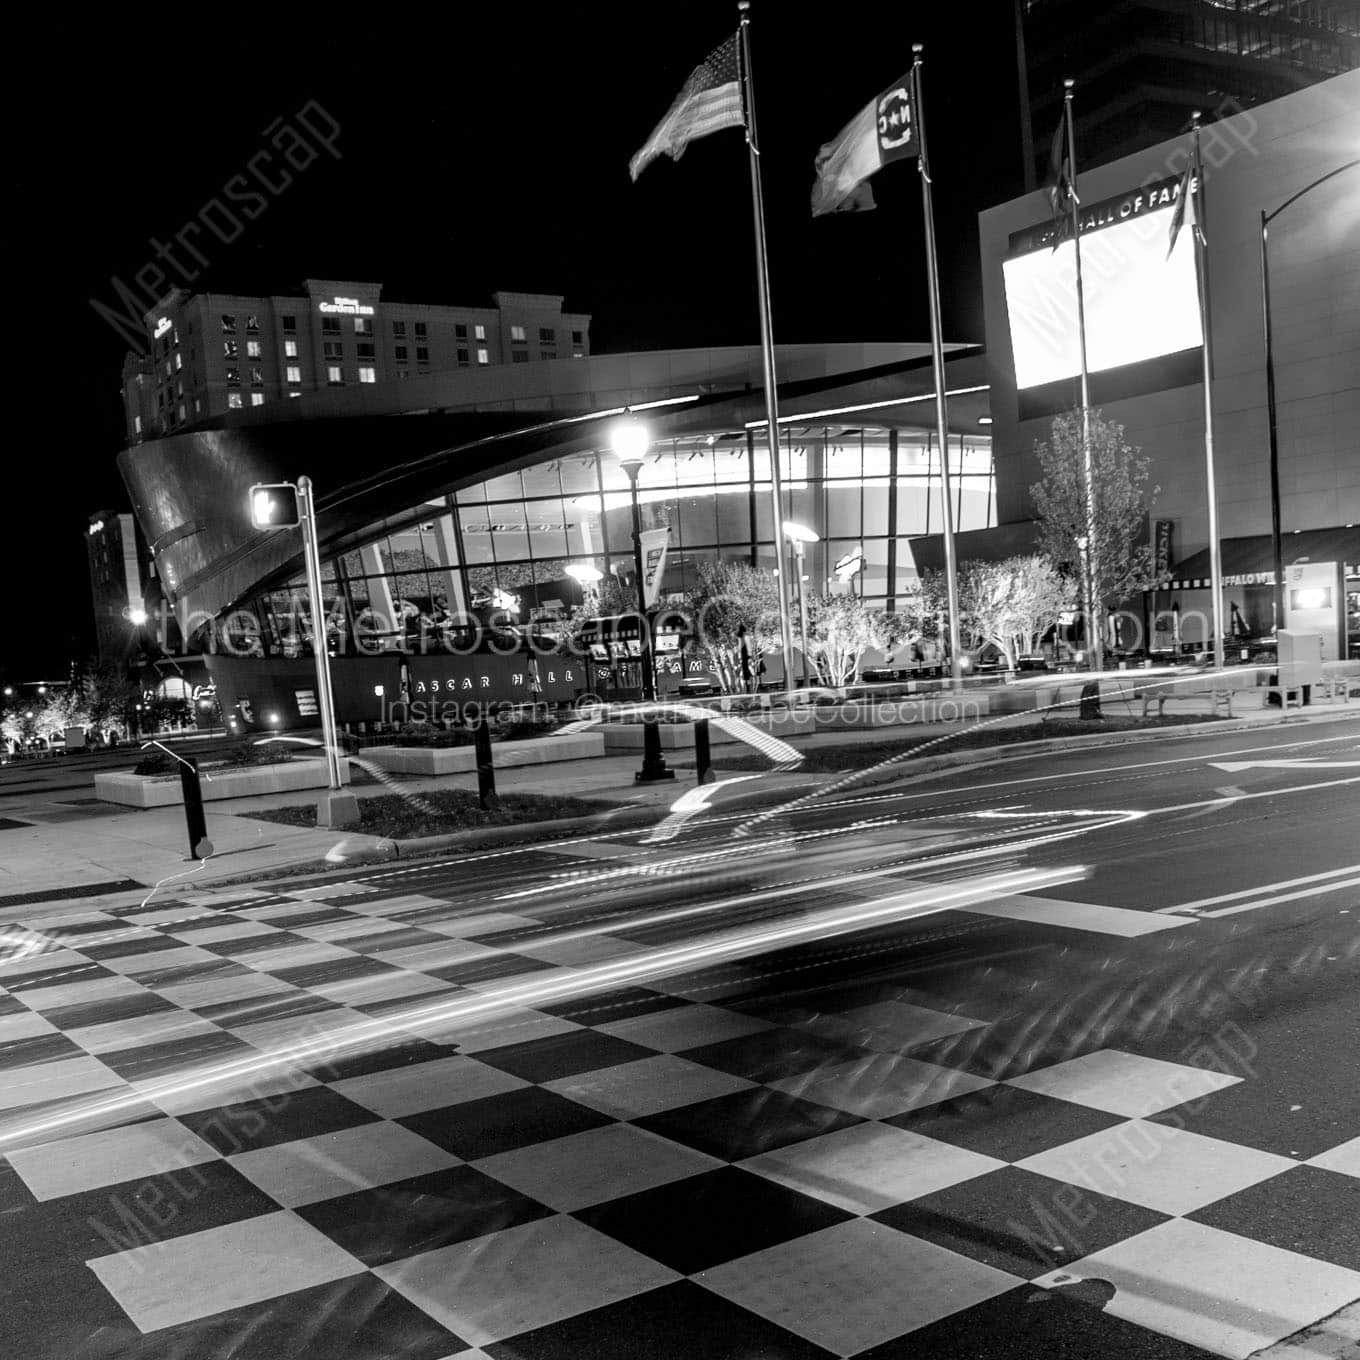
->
xmin=121 ymin=281 xmax=591 ymax=444
xmin=1016 ymin=0 xmax=1360 ymax=186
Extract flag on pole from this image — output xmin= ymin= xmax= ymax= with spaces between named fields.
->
xmin=629 ymin=34 xmax=744 ymax=182
xmin=810 ymin=76 xmax=917 ymax=217
xmin=1045 ymin=110 xmax=1077 ymax=245
xmin=1166 ymin=162 xmax=1203 ymax=258
xmin=639 ymin=528 xmax=671 ymax=608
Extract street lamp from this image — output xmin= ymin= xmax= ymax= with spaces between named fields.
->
xmin=610 ymin=417 xmax=673 ymax=783
xmin=1260 ymin=159 xmax=1360 ymax=629
xmin=784 ymin=521 xmax=819 ymax=688
xmin=565 ymin=562 xmax=603 ymax=597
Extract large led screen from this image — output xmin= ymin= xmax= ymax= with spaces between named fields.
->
xmin=1003 ymin=203 xmax=1202 ymax=392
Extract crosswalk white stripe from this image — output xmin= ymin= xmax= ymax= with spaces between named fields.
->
xmin=1156 ymin=862 xmax=1360 ymax=914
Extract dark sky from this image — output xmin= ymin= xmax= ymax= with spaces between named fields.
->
xmin=3 ymin=5 xmax=1025 ymax=679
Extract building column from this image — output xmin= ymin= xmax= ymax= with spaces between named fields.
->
xmin=429 ymin=513 xmax=469 ymax=617
xmin=360 ymin=542 xmax=399 ymax=629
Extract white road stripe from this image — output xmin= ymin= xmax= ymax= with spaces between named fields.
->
xmin=961 ymin=894 xmax=1193 ymax=937
xmin=1202 ymin=874 xmax=1360 ymax=918
xmin=1157 ymin=863 xmax=1360 ymax=916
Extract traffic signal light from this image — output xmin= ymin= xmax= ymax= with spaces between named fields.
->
xmin=248 ymin=483 xmax=300 ymax=529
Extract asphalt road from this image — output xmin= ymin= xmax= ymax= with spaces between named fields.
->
xmin=4 ymin=713 xmax=1360 ymax=1358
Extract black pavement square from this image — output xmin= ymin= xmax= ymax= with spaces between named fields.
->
xmin=44 ymin=919 xmax=119 ymax=939
xmin=356 ymin=927 xmax=463 ymax=954
xmin=636 ymin=1087 xmax=862 ymax=1162
xmin=4 ymin=961 xmax=115 ymax=991
xmin=0 ymin=994 xmax=29 ymax=1017
xmin=196 ymin=931 xmax=305 ymax=957
xmin=486 ymin=1279 xmax=832 ymax=1360
xmin=155 ymin=912 xmax=248 ymax=934
xmin=678 ymin=1027 xmax=862 ymax=1084
xmin=1190 ymin=1164 xmax=1360 ymax=1272
xmin=82 ymin=1268 xmax=469 ymax=1360
xmin=872 ymin=1165 xmax=1169 ymax=1280
xmin=888 ymin=1084 xmax=1127 ymax=1161
xmin=178 ymin=1086 xmax=381 ymax=1155
xmin=421 ymin=952 xmax=557 ymax=987
xmin=474 ymin=1029 xmax=657 ymax=1084
xmin=400 ymin=1086 xmax=614 ymax=1161
xmin=269 ymin=956 xmax=402 ymax=988
xmin=42 ymin=990 xmax=179 ymax=1032
xmin=301 ymin=1036 xmax=452 ymax=1083
xmin=857 ymin=1284 xmax=1219 ymax=1359
xmin=97 ymin=1030 xmax=259 ymax=1082
xmin=575 ymin=1165 xmax=851 ymax=1276
xmin=297 ymin=1164 xmax=551 ymax=1267
xmin=536 ymin=985 xmax=687 ymax=1026
xmin=135 ymin=959 xmax=253 ymax=991
xmin=80 ymin=933 xmax=189 ymax=961
xmin=193 ymin=991 xmax=335 ymax=1027
xmin=0 ymin=1031 xmax=87 ymax=1069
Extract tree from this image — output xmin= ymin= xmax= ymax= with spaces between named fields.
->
xmin=956 ymin=556 xmax=1075 ymax=669
xmin=686 ymin=560 xmax=784 ymax=693
xmin=75 ymin=659 xmax=141 ymax=739
xmin=803 ymin=594 xmax=903 ymax=687
xmin=1030 ymin=408 xmax=1159 ymax=667
xmin=561 ymin=574 xmax=642 ymax=652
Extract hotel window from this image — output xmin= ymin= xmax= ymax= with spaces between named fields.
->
xmin=513 ymin=351 xmax=529 ymax=363
xmin=250 ymin=367 xmax=263 ymax=386
xmin=246 ymin=340 xmax=261 ymax=358
xmin=174 ymin=352 xmax=182 ymax=371
xmin=541 ymin=350 xmax=556 ymax=360
xmin=284 ymin=339 xmax=297 ymax=358
xmin=178 ymin=403 xmax=186 ymax=421
xmin=457 ymin=347 xmax=469 ymax=365
xmin=282 ymin=315 xmax=296 ymax=333
xmin=392 ymin=320 xmax=406 ymax=338
xmin=394 ymin=345 xmax=408 ymax=361
xmin=355 ymin=316 xmax=371 ymax=335
xmin=477 ymin=347 xmax=489 ymax=365
xmin=398 ymin=368 xmax=409 ymax=379
xmin=246 ymin=315 xmax=259 ymax=333
xmin=416 ymin=346 xmax=429 ymax=363
xmin=225 ymin=367 xmax=240 ymax=386
xmin=133 ymin=415 xmax=141 ymax=434
xmin=455 ymin=323 xmax=468 ymax=340
xmin=322 ymin=316 xmax=341 ymax=335
xmin=223 ymin=340 xmax=237 ymax=359
xmin=510 ymin=325 xmax=526 ymax=342
xmin=573 ymin=350 xmax=584 ymax=359
xmin=323 ymin=340 xmax=343 ymax=360
xmin=228 ymin=392 xmax=243 ymax=408
xmin=414 ymin=321 xmax=427 ymax=338
xmin=172 ymin=328 xmax=180 ymax=345
xmin=286 ymin=365 xmax=301 ymax=384
xmin=327 ymin=365 xmax=343 ymax=385
xmin=221 ymin=314 xmax=236 ymax=333
xmin=176 ymin=380 xmax=184 ymax=396
xmin=164 ymin=359 xmax=173 ymax=376
xmin=356 ymin=341 xmax=375 ymax=359
xmin=250 ymin=393 xmax=265 ymax=406
xmin=194 ymin=397 xmax=202 ymax=413
xmin=539 ymin=327 xmax=555 ymax=344
xmin=358 ymin=366 xmax=376 ymax=383
xmin=572 ymin=330 xmax=583 ymax=344
xmin=474 ymin=323 xmax=486 ymax=341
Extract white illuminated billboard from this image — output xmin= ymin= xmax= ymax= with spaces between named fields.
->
xmin=1004 ymin=204 xmax=1203 ymax=391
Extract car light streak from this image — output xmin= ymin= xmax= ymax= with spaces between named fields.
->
xmin=0 ymin=863 xmax=1084 ymax=1153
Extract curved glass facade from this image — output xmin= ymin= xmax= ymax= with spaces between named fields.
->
xmin=246 ymin=421 xmax=994 ymax=653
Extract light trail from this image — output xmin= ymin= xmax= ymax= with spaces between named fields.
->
xmin=0 ymin=862 xmax=1085 ymax=1153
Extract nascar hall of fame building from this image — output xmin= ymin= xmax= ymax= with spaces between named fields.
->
xmin=110 ymin=73 xmax=1359 ymax=731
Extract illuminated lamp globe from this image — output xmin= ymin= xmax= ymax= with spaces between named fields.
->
xmin=127 ymin=607 xmax=148 ymax=626
xmin=610 ymin=418 xmax=650 ymax=471
xmin=784 ymin=521 xmax=820 ymax=546
xmin=565 ymin=563 xmax=603 ymax=585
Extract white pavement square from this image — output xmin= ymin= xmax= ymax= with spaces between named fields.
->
xmin=544 ymin=1053 xmax=754 ymax=1119
xmin=1309 ymin=1136 xmax=1360 ymax=1180
xmin=770 ymin=1053 xmax=994 ymax=1120
xmin=594 ymin=1002 xmax=773 ymax=1052
xmin=796 ymin=999 xmax=987 ymax=1052
xmin=329 ymin=1055 xmax=529 ymax=1118
xmin=1006 ymin=1048 xmax=1242 ymax=1117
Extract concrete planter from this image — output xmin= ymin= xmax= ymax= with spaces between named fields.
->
xmin=362 ymin=732 xmax=605 ymax=775
xmin=95 ymin=758 xmax=349 ymax=809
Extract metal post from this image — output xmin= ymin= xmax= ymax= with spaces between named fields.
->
xmin=738 ymin=0 xmax=797 ymax=697
xmin=473 ymin=715 xmax=498 ymax=809
xmin=297 ymin=476 xmax=358 ymax=827
xmin=695 ymin=717 xmax=715 ymax=784
xmin=912 ymin=47 xmax=963 ymax=690
xmin=178 ymin=755 xmax=212 ymax=860
xmin=625 ymin=463 xmax=657 ymax=704
xmin=794 ymin=542 xmax=810 ymax=687
xmin=1261 ymin=210 xmax=1286 ymax=632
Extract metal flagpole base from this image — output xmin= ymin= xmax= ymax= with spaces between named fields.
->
xmin=635 ymin=720 xmax=675 ymax=783
xmin=317 ymin=790 xmax=361 ymax=828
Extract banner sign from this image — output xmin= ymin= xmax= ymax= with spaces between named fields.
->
xmin=640 ymin=528 xmax=670 ymax=608
xmin=1153 ymin=519 xmax=1174 ymax=578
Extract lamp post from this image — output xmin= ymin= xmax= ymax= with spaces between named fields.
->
xmin=1260 ymin=159 xmax=1359 ymax=629
xmin=784 ymin=521 xmax=819 ymax=688
xmin=610 ymin=418 xmax=672 ymax=783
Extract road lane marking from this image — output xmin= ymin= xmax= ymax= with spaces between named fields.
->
xmin=1156 ymin=863 xmax=1360 ymax=915
xmin=1152 ymin=773 xmax=1360 ymax=816
xmin=959 ymin=894 xmax=1194 ymax=937
xmin=1210 ymin=759 xmax=1360 ymax=772
xmin=1202 ymin=874 xmax=1360 ymax=918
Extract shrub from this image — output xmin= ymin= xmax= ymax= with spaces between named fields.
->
xmin=222 ymin=741 xmax=294 ymax=767
xmin=133 ymin=751 xmax=174 ymax=776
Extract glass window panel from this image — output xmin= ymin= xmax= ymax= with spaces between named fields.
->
xmin=677 ymin=493 xmax=717 ymax=547
xmin=862 ymin=438 xmax=892 ymax=485
xmin=455 ymin=482 xmax=486 ymax=506
xmin=754 ymin=494 xmax=774 ymax=542
xmin=525 ymin=498 xmax=570 ymax=559
xmin=713 ymin=441 xmax=749 ymax=491
xmin=780 ymin=439 xmax=810 ymax=490
xmin=520 ymin=461 xmax=562 ymax=498
xmin=457 ymin=507 xmax=495 ymax=564
xmin=481 ymin=471 xmax=523 ymax=501
xmin=826 ymin=485 xmax=861 ymax=538
xmin=862 ymin=487 xmax=889 ymax=536
xmin=715 ymin=490 xmax=752 ymax=546
xmin=786 ymin=487 xmax=818 ymax=536
xmin=824 ymin=437 xmax=862 ymax=480
xmin=558 ymin=454 xmax=600 ymax=495
xmin=674 ymin=442 xmax=717 ymax=489
xmin=859 ymin=539 xmax=890 ymax=599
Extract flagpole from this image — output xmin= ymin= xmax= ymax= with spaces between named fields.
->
xmin=1192 ymin=112 xmax=1225 ymax=671
xmin=911 ymin=45 xmax=963 ymax=690
xmin=1064 ymin=77 xmax=1101 ymax=672
xmin=737 ymin=0 xmax=797 ymax=697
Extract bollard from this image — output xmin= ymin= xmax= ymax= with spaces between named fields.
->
xmin=178 ymin=755 xmax=214 ymax=859
xmin=636 ymin=720 xmax=675 ymax=784
xmin=694 ymin=718 xmax=716 ymax=785
xmin=473 ymin=718 xmax=499 ymax=809
xmin=1079 ymin=680 xmax=1103 ymax=720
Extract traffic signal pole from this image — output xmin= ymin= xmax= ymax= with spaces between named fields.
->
xmin=297 ymin=477 xmax=346 ymax=794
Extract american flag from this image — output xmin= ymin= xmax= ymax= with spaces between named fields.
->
xmin=629 ymin=33 xmax=744 ymax=182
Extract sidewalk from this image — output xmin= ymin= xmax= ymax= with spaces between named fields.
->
xmin=0 ymin=695 xmax=1351 ymax=901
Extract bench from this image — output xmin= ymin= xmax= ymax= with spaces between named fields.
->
xmin=1139 ymin=688 xmax=1238 ymax=719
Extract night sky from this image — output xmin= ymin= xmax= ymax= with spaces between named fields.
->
xmin=5 ymin=7 xmax=1025 ymax=679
